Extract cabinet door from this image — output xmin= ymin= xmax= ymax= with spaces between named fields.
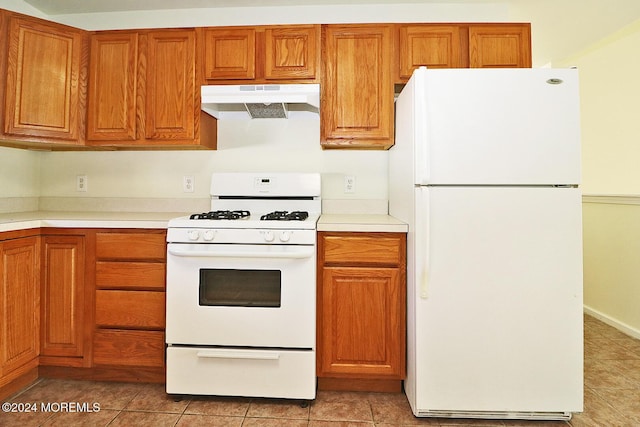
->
xmin=319 ymin=266 xmax=404 ymax=378
xmin=203 ymin=28 xmax=256 ymax=80
xmin=87 ymin=32 xmax=138 ymax=141
xmin=4 ymin=16 xmax=83 ymax=141
xmin=0 ymin=237 xmax=40 ymax=375
xmin=40 ymin=235 xmax=85 ymax=359
xmin=399 ymin=25 xmax=462 ymax=80
xmin=321 ymin=25 xmax=394 ymax=149
xmin=469 ymin=24 xmax=532 ymax=68
xmin=265 ymin=25 xmax=319 ymax=80
xmin=0 ymin=11 xmax=7 ymax=128
xmin=145 ymin=30 xmax=196 ymax=140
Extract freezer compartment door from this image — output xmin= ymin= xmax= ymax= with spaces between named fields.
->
xmin=413 ymin=186 xmax=583 ymax=415
xmin=413 ymin=68 xmax=581 ymax=185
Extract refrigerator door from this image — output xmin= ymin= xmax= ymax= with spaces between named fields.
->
xmin=411 ymin=185 xmax=583 ymax=418
xmin=411 ymin=67 xmax=581 ymax=185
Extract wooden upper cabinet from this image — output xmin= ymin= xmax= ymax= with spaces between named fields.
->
xmin=87 ymin=32 xmax=138 ymax=141
xmin=469 ymin=24 xmax=531 ymax=68
xmin=3 ymin=15 xmax=85 ymax=143
xmin=321 ymin=24 xmax=394 ymax=149
xmin=0 ymin=11 xmax=6 ymax=126
xmin=201 ymin=25 xmax=319 ymax=83
xmin=203 ymin=27 xmax=256 ymax=80
xmin=86 ymin=29 xmax=213 ymax=149
xmin=398 ymin=25 xmax=463 ymax=80
xmin=265 ymin=25 xmax=318 ymax=80
xmin=145 ymin=30 xmax=196 ymax=140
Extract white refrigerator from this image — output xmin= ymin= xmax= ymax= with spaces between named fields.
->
xmin=389 ymin=67 xmax=583 ymax=420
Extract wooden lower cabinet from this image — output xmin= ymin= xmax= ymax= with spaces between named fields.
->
xmin=317 ymin=232 xmax=406 ymax=392
xmin=0 ymin=235 xmax=40 ymax=396
xmin=26 ymin=228 xmax=166 ymax=388
xmin=95 ymin=289 xmax=165 ymax=329
xmin=91 ymin=230 xmax=166 ymax=379
xmin=93 ymin=329 xmax=164 ymax=368
xmin=40 ymin=234 xmax=87 ymax=367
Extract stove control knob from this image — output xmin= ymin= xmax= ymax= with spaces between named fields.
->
xmin=279 ymin=231 xmax=291 ymax=242
xmin=264 ymin=230 xmax=275 ymax=242
xmin=203 ymin=230 xmax=216 ymax=241
xmin=187 ymin=230 xmax=200 ymax=241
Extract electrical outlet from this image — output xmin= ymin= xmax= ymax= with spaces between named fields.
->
xmin=183 ymin=175 xmax=195 ymax=193
xmin=344 ymin=175 xmax=356 ymax=193
xmin=76 ymin=175 xmax=88 ymax=192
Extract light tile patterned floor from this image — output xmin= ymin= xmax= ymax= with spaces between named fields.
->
xmin=1 ymin=314 xmax=639 ymax=426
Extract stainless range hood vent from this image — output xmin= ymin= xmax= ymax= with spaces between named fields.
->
xmin=201 ymin=84 xmax=319 ymax=119
xmin=245 ymin=102 xmax=287 ymax=119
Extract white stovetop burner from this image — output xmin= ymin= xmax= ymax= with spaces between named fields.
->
xmin=167 ymin=172 xmax=322 ymax=239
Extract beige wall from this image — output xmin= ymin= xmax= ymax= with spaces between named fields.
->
xmin=37 ymin=119 xmax=388 ymax=203
xmin=582 ymin=200 xmax=640 ymax=338
xmin=558 ymin=19 xmax=640 ymax=337
xmin=0 ymin=146 xmax=40 ymax=197
xmin=559 ymin=18 xmax=640 ymax=195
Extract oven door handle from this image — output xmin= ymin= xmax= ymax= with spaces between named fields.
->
xmin=196 ymin=349 xmax=280 ymax=361
xmin=167 ymin=245 xmax=315 ymax=259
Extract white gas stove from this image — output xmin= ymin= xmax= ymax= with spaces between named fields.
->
xmin=165 ymin=172 xmax=320 ymax=401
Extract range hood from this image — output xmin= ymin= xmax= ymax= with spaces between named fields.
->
xmin=201 ymin=84 xmax=320 ymax=119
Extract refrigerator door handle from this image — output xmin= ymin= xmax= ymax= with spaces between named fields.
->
xmin=418 ymin=186 xmax=430 ymax=299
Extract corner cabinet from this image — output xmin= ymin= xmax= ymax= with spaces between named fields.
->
xmin=321 ymin=24 xmax=394 ymax=149
xmin=86 ymin=29 xmax=216 ymax=149
xmin=201 ymin=25 xmax=320 ymax=83
xmin=317 ymin=232 xmax=406 ymax=392
xmin=3 ymin=14 xmax=86 ymax=147
xmin=0 ymin=235 xmax=40 ymax=394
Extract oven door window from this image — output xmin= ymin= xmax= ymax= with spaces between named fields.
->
xmin=199 ymin=269 xmax=281 ymax=307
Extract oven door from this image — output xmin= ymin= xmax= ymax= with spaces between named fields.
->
xmin=166 ymin=243 xmax=316 ymax=349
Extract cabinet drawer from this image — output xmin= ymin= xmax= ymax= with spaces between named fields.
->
xmin=96 ymin=232 xmax=166 ymax=260
xmin=167 ymin=347 xmax=315 ymax=398
xmin=93 ymin=329 xmax=164 ymax=367
xmin=321 ymin=233 xmax=405 ymax=266
xmin=95 ymin=290 xmax=165 ymax=329
xmin=96 ymin=261 xmax=165 ymax=290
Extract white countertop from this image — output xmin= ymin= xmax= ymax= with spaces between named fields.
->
xmin=0 ymin=211 xmax=188 ymax=233
xmin=0 ymin=211 xmax=408 ymax=234
xmin=317 ymin=214 xmax=408 ymax=233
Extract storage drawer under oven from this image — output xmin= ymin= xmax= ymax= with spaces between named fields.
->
xmin=166 ymin=346 xmax=316 ymax=399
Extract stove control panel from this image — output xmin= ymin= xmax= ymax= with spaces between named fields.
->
xmin=261 ymin=230 xmax=293 ymax=243
xmin=168 ymin=228 xmax=316 ymax=245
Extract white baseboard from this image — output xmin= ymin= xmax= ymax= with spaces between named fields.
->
xmin=584 ymin=305 xmax=640 ymax=340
